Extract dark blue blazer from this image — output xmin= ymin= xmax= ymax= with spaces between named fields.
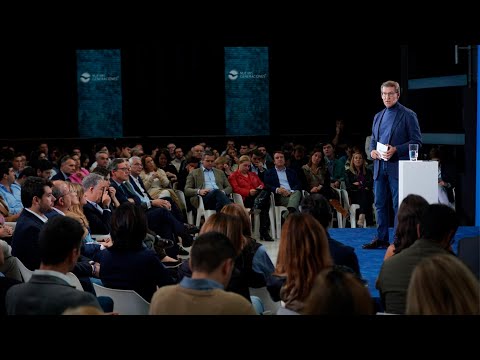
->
xmin=11 ymin=210 xmax=45 ymax=270
xmin=50 ymin=172 xmax=69 ymax=181
xmin=110 ymin=179 xmax=141 ymax=206
xmin=83 ymin=202 xmax=112 ymax=235
xmin=369 ymin=102 xmax=422 ymax=180
xmin=263 ymin=167 xmax=302 ymax=194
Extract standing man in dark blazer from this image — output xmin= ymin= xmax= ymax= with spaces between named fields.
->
xmin=364 ymin=80 xmax=422 ymax=249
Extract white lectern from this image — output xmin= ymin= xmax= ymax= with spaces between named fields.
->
xmin=398 ymin=160 xmax=438 ymax=206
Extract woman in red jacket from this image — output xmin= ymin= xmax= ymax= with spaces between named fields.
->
xmin=229 ymin=155 xmax=273 ymax=241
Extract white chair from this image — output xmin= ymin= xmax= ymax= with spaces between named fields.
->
xmin=175 ymin=190 xmax=194 ymax=225
xmin=195 ymin=195 xmax=216 ymax=227
xmin=340 ymin=189 xmax=365 ymax=228
xmin=65 ymin=272 xmax=84 ymax=291
xmin=14 ymin=257 xmax=33 ymax=282
xmin=270 ymin=192 xmax=287 ymax=240
xmin=92 ymin=283 xmax=150 ymax=315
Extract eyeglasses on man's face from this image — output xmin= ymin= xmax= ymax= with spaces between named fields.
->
xmin=116 ymin=167 xmax=130 ymax=172
xmin=381 ymin=92 xmax=397 ymax=98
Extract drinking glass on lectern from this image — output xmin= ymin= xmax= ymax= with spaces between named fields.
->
xmin=409 ymin=144 xmax=419 ymax=161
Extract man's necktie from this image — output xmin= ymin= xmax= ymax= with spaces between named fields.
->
xmin=123 ymin=181 xmax=136 ymax=196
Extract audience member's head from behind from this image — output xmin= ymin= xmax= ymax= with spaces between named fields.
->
xmin=418 ymin=204 xmax=459 ymax=250
xmin=220 ymin=203 xmax=252 ymax=239
xmin=300 ymin=193 xmax=332 ymax=229
xmin=110 ymin=202 xmax=147 ymax=251
xmin=39 ymin=216 xmax=84 ymax=272
xmin=302 ymin=266 xmax=374 ymax=315
xmin=63 ymin=306 xmax=105 ymax=315
xmin=394 ymin=194 xmax=429 ymax=254
xmin=406 ymin=254 xmax=480 ymax=315
xmin=189 ymin=231 xmax=237 ymax=287
xmin=275 ymin=213 xmax=333 ymax=306
xmin=200 ymin=213 xmax=244 ymax=256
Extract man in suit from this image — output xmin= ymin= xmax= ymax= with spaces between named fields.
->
xmin=50 ymin=155 xmax=76 ymax=181
xmin=263 ymin=151 xmax=302 ymax=218
xmin=6 ymin=216 xmax=103 ymax=315
xmin=128 ymin=156 xmax=184 ymax=222
xmin=82 ymin=173 xmax=113 ymax=235
xmin=364 ymin=80 xmax=422 ymax=249
xmin=109 ymin=159 xmax=193 ymax=256
xmin=11 ymin=177 xmax=55 ymax=270
xmin=184 ymin=151 xmax=232 ymax=212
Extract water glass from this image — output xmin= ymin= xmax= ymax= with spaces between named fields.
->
xmin=409 ymin=144 xmax=419 ymax=161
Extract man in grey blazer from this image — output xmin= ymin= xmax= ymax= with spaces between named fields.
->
xmin=6 ymin=216 xmax=102 ymax=315
xmin=184 ymin=151 xmax=232 ymax=212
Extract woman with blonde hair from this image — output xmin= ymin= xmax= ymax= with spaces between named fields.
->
xmin=268 ymin=213 xmax=333 ymax=313
xmin=228 ymin=155 xmax=273 ymax=241
xmin=345 ymin=151 xmax=374 ymax=227
xmin=65 ymin=182 xmax=96 ymax=244
xmin=406 ymin=254 xmax=480 ymax=315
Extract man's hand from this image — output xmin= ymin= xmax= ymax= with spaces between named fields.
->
xmin=384 ymin=145 xmax=397 ymax=160
xmin=152 ymin=198 xmax=171 ymax=210
xmin=198 ymin=188 xmax=210 ymax=196
xmin=371 ymin=150 xmax=383 ymax=160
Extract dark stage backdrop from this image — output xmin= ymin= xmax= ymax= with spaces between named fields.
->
xmin=224 ymin=47 xmax=270 ymax=136
xmin=77 ymin=49 xmax=123 ymax=138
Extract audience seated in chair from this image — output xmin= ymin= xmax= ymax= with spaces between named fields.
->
xmin=184 ymin=151 xmax=232 ymax=213
xmin=300 ymin=194 xmax=361 ymax=277
xmin=96 ymin=202 xmax=175 ymax=302
xmin=383 ymin=194 xmax=429 ymax=261
xmin=267 ymin=213 xmax=333 ymax=313
xmin=229 ymin=155 xmax=273 ymax=241
xmin=150 ymin=231 xmax=256 ymax=315
xmin=406 ymin=254 xmax=479 ymax=315
xmin=264 ymin=151 xmax=302 ymax=222
xmin=6 ymin=216 xmax=106 ymax=315
xmin=376 ymin=204 xmax=459 ymax=314
xmin=221 ymin=204 xmax=275 ymax=287
xmin=345 ymin=151 xmax=374 ymax=227
xmin=302 ymin=265 xmax=374 ymax=315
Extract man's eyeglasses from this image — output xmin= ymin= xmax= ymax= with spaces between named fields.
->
xmin=116 ymin=167 xmax=130 ymax=172
xmin=381 ymin=92 xmax=397 ymax=98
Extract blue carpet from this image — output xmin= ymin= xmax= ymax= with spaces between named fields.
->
xmin=328 ymin=226 xmax=480 ymax=298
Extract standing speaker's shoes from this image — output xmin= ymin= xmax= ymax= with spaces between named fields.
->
xmin=362 ymin=238 xmax=390 ymax=249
